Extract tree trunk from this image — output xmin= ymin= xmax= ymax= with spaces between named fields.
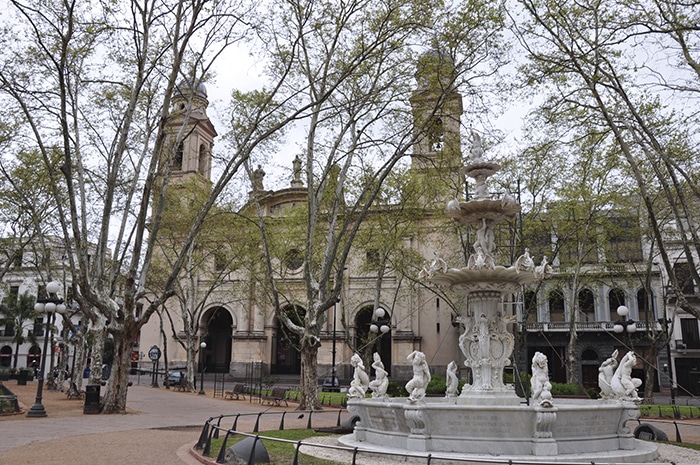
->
xmin=643 ymin=344 xmax=659 ymax=402
xmin=298 ymin=335 xmax=322 ymax=410
xmin=72 ymin=339 xmax=87 ymax=392
xmin=88 ymin=326 xmax=105 ymax=385
xmin=102 ymin=321 xmax=140 ymax=414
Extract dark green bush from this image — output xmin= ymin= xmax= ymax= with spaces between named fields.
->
xmin=550 ymin=382 xmax=578 ymax=396
xmin=386 ymin=381 xmax=405 ymax=397
xmin=426 ymin=375 xmax=446 ymax=394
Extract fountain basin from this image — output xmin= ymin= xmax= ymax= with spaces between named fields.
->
xmin=345 ymin=396 xmax=655 ymax=460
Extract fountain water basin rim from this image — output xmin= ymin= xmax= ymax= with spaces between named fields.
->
xmin=346 ymin=396 xmax=655 ymax=460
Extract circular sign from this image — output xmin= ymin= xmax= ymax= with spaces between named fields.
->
xmin=148 ymin=345 xmax=161 ymax=361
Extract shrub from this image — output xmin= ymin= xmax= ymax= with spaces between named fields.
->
xmin=550 ymin=382 xmax=579 ymax=396
xmin=386 ymin=381 xmax=405 ymax=397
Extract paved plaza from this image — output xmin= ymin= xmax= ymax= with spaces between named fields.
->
xmin=0 ymin=377 xmax=337 ymax=465
xmin=4 ymin=378 xmax=700 ymax=465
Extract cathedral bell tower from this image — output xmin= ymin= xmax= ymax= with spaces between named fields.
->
xmin=409 ymin=50 xmax=464 ymax=202
xmin=163 ymin=80 xmax=217 ymax=187
xmin=155 ymin=80 xmax=217 ymax=216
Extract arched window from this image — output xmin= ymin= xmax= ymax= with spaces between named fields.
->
xmin=578 ymin=289 xmax=595 ymax=322
xmin=523 ymin=290 xmax=538 ymax=324
xmin=198 ymin=144 xmax=208 ymax=175
xmin=548 ymin=289 xmax=565 ymax=323
xmin=608 ymin=288 xmax=626 ymax=316
xmin=174 ymin=142 xmax=184 ymax=170
xmin=427 ymin=117 xmax=444 ymax=152
xmin=637 ymin=288 xmax=655 ymax=323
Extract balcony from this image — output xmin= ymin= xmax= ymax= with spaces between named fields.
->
xmin=526 ymin=321 xmax=655 ymax=332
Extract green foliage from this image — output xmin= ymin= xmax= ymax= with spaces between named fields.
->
xmin=386 ymin=380 xmax=405 ymax=397
xmin=639 ymin=404 xmax=700 ymax=420
xmin=426 ymin=374 xmax=446 ymax=394
xmin=207 ymin=429 xmax=344 ymax=464
xmin=550 ymin=382 xmax=579 ymax=396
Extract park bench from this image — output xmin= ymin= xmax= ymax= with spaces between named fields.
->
xmin=66 ymin=382 xmax=85 ymax=400
xmin=262 ymin=387 xmax=288 ymax=406
xmin=224 ymin=383 xmax=246 ymax=400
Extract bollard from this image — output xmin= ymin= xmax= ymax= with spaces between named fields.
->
xmin=291 ymin=440 xmax=302 ymax=465
xmin=216 ymin=430 xmax=231 ymax=464
xmin=195 ymin=420 xmax=211 ymax=450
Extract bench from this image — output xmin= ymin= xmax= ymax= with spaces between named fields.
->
xmin=224 ymin=383 xmax=246 ymax=400
xmin=262 ymin=387 xmax=288 ymax=406
xmin=66 ymin=382 xmax=85 ymax=400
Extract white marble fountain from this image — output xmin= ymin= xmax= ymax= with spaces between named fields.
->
xmin=341 ymin=133 xmax=658 ymax=463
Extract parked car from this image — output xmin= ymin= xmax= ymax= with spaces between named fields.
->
xmin=321 ymin=376 xmax=340 ymax=392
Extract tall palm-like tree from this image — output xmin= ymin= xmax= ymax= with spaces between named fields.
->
xmin=2 ymin=292 xmax=38 ymax=369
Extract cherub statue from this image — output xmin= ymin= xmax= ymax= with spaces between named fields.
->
xmin=514 ymin=247 xmax=535 ymax=273
xmin=445 ymin=361 xmax=459 ymax=398
xmin=405 ymin=351 xmax=431 ymax=402
xmin=468 ymin=245 xmax=487 ymax=269
xmin=531 ymin=351 xmax=553 ymax=407
xmin=368 ymin=352 xmax=389 ymax=398
xmin=348 ymin=353 xmax=370 ymax=399
xmin=429 ymin=252 xmax=448 ymax=275
xmin=611 ymin=351 xmax=642 ymax=401
xmin=598 ymin=350 xmax=619 ymax=400
xmin=470 ymin=130 xmax=484 ymax=162
xmin=534 ymin=256 xmax=553 ymax=280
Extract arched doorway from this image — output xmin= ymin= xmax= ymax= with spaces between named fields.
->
xmin=272 ymin=305 xmax=305 ymax=375
xmin=27 ymin=345 xmax=41 ymax=371
xmin=355 ymin=306 xmax=392 ymax=376
xmin=201 ymin=307 xmax=232 ymax=373
xmin=0 ymin=345 xmax=11 ymax=368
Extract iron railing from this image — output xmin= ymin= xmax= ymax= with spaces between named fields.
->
xmin=194 ymin=409 xmax=688 ymax=465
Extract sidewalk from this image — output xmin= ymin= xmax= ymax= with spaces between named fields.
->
xmin=0 ymin=378 xmax=333 ymax=465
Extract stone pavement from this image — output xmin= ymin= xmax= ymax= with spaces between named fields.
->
xmin=0 ymin=378 xmax=347 ymax=465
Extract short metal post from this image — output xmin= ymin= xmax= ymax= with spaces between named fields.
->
xmin=254 ymin=412 xmax=262 ymax=432
xmin=195 ymin=420 xmax=211 ymax=449
xmin=247 ymin=436 xmax=261 ymax=465
xmin=216 ymin=430 xmax=231 ymax=464
xmin=292 ymin=440 xmax=302 ymax=465
xmin=674 ymin=421 xmax=682 ymax=443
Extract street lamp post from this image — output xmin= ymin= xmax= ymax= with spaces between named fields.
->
xmin=27 ymin=281 xmax=66 ymax=418
xmin=198 ymin=341 xmax=207 ymax=395
xmin=613 ymin=305 xmax=637 ymax=336
xmin=369 ymin=307 xmax=391 ymax=363
xmin=331 ymin=299 xmax=338 ymax=389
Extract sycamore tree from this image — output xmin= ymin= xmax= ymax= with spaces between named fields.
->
xmin=150 ymin=181 xmax=264 ymax=391
xmin=510 ymin=0 xmax=700 ymax=319
xmin=0 ymin=0 xmax=317 ymax=413
xmin=232 ymin=0 xmax=508 ymax=410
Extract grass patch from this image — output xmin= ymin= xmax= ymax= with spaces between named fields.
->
xmin=206 ymin=429 xmax=345 ymax=465
xmin=639 ymin=404 xmax=700 ymax=419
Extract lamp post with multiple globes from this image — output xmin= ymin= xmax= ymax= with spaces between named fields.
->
xmin=613 ymin=305 xmax=637 ymax=336
xmin=27 ymin=281 xmax=66 ymax=418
